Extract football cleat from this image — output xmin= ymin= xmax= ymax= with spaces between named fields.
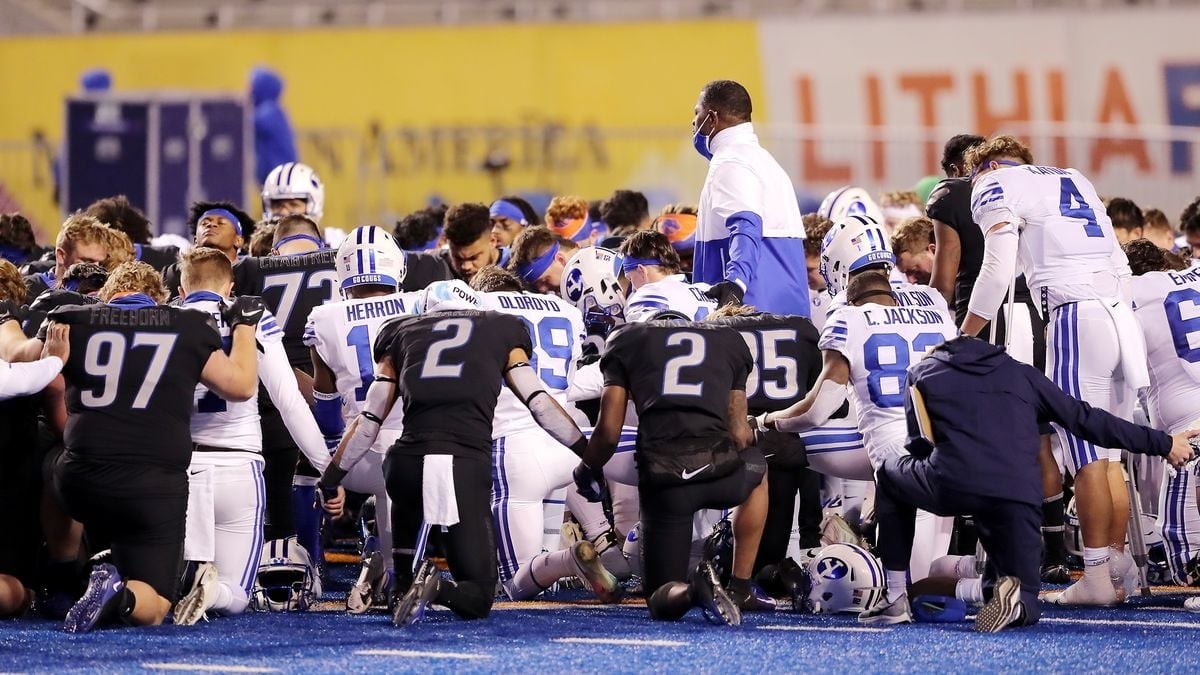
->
xmin=1183 ymin=596 xmax=1200 ymax=613
xmin=569 ymin=540 xmax=621 ymax=604
xmin=1040 ymin=564 xmax=1071 ymax=585
xmin=392 ymin=559 xmax=441 ymax=628
xmin=700 ymin=518 xmax=734 ymax=585
xmin=64 ymin=563 xmax=124 ymax=634
xmin=728 ymin=584 xmax=778 ymax=612
xmin=347 ymin=552 xmax=388 ymax=615
xmin=1049 ymin=572 xmax=1119 ymax=606
xmin=820 ymin=513 xmax=864 ymax=547
xmin=974 ymin=576 xmax=1023 ymax=633
xmin=593 ymin=529 xmax=633 ymax=581
xmin=691 ymin=561 xmax=741 ymax=626
xmin=173 ymin=562 xmax=219 ymax=626
xmin=858 ymin=594 xmax=913 ymax=625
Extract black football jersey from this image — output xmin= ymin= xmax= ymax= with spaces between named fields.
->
xmin=401 ymin=251 xmax=454 ymax=291
xmin=233 ymin=250 xmax=338 ymax=369
xmin=374 ymin=310 xmax=532 ymax=455
xmin=47 ymin=302 xmax=221 ymax=470
xmin=135 ymin=244 xmax=180 ymax=273
xmin=23 ymin=289 xmax=99 ymax=338
xmin=925 ymin=178 xmax=1032 ymax=326
xmin=708 ymin=312 xmax=821 ymax=415
xmin=601 ymin=320 xmax=752 ymax=450
xmin=22 ymin=272 xmax=52 ymax=305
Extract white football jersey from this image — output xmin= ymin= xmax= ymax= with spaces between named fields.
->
xmin=626 ymin=274 xmax=717 ymax=322
xmin=1130 ymin=268 xmax=1200 ymax=432
xmin=971 ymin=165 xmax=1128 ymax=309
xmin=819 ymin=284 xmax=956 ymax=463
xmin=304 ymin=291 xmax=421 ymax=450
xmin=482 ymin=291 xmax=585 ymax=438
xmin=809 ymin=288 xmax=828 ymax=332
xmin=186 ymin=295 xmax=283 ymax=460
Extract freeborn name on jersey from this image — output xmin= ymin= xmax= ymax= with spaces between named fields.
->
xmin=88 ymin=306 xmax=180 ymax=327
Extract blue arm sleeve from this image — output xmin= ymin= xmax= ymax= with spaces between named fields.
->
xmin=725 ymin=211 xmax=763 ymax=290
xmin=312 ymin=390 xmax=345 ymax=440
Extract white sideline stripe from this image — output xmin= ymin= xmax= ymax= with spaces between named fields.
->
xmin=355 ymin=650 xmax=491 ymax=660
xmin=1042 ymin=617 xmax=1200 ymax=629
xmin=553 ymin=637 xmax=686 ymax=647
xmin=757 ymin=625 xmax=889 ymax=633
xmin=142 ymin=664 xmax=278 ymax=673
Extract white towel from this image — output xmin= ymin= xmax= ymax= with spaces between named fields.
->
xmin=1101 ymin=298 xmax=1150 ymax=391
xmin=422 ymin=455 xmax=459 ymax=527
xmin=183 ymin=465 xmax=215 ymax=562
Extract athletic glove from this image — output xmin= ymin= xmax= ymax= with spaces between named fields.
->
xmin=573 ymin=462 xmax=609 ymax=504
xmin=222 ymin=295 xmax=265 ymax=329
xmin=703 ymin=280 xmax=745 ymax=308
xmin=0 ymin=300 xmax=20 ymax=326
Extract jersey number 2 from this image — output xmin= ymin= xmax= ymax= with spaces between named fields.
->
xmin=420 ymin=318 xmax=473 ymax=379
xmin=662 ymin=332 xmax=706 ymax=397
xmin=1059 ymin=177 xmax=1103 ymax=238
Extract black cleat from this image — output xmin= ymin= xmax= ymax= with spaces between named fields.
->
xmin=691 ymin=561 xmax=741 ymax=626
xmin=392 ymin=559 xmax=440 ymax=628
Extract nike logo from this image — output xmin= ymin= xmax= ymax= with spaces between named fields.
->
xmin=681 ymin=465 xmax=710 ymax=480
xmin=763 ymin=453 xmax=775 ymax=459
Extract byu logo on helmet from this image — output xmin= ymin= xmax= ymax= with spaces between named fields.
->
xmin=564 ymin=266 xmax=585 ymax=303
xmin=816 ymin=556 xmax=850 ymax=580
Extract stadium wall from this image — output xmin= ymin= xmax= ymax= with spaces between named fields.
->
xmin=0 ymin=9 xmax=1197 ymax=237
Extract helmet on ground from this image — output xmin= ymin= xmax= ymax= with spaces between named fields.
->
xmin=250 ymin=537 xmax=319 ymax=612
xmin=804 ymin=543 xmax=886 ymax=614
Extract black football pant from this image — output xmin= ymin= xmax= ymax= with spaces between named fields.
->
xmin=755 ymin=464 xmax=821 ymax=574
xmin=385 ymin=448 xmax=496 ymax=620
xmin=54 ymin=454 xmax=187 ymax=600
xmin=260 ymin=408 xmax=299 ymax=541
xmin=640 ymin=448 xmax=767 ymax=602
xmin=876 ymin=454 xmax=1042 ymax=626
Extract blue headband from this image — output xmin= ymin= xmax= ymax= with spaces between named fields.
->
xmin=417 ymin=225 xmax=443 ymax=251
xmin=621 ymin=256 xmax=662 ymax=273
xmin=273 ymin=233 xmax=326 ymax=251
xmin=517 ymin=241 xmax=559 ymax=283
xmin=489 ymin=200 xmax=527 ymax=225
xmin=200 ymin=208 xmax=242 ymax=235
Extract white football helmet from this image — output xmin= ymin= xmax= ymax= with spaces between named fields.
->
xmin=262 ymin=162 xmax=325 ymax=222
xmin=818 ymin=186 xmax=884 ymax=225
xmin=805 ymin=543 xmax=886 ymax=614
xmin=560 ymin=247 xmax=625 ymax=352
xmin=250 ymin=537 xmax=319 ymax=612
xmin=414 ymin=279 xmax=481 ymax=314
xmin=336 ymin=225 xmax=407 ymax=293
xmin=819 ymin=214 xmax=894 ymax=297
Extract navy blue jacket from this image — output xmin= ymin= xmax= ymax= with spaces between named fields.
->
xmin=905 ymin=337 xmax=1170 ymax=507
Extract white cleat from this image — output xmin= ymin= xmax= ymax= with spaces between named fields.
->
xmin=820 ymin=513 xmax=863 ymax=547
xmin=569 ymin=540 xmax=621 ymax=604
xmin=1183 ymin=596 xmax=1200 ymax=613
xmin=1049 ymin=572 xmax=1119 ymax=607
xmin=173 ymin=562 xmax=218 ymax=626
xmin=858 ymin=594 xmax=913 ymax=626
xmin=347 ymin=551 xmax=388 ymax=615
xmin=974 ymin=576 xmax=1023 ymax=633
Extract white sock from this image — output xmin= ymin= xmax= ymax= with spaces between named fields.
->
xmin=208 ymin=583 xmax=235 ymax=612
xmin=955 ymin=578 xmax=984 ymax=604
xmin=504 ymin=549 xmax=576 ymax=600
xmin=886 ymin=569 xmax=908 ymax=603
xmin=1083 ymin=546 xmax=1110 ymax=579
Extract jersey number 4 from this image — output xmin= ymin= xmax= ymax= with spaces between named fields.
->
xmin=1059 ymin=177 xmax=1103 ymax=238
xmin=82 ymin=331 xmax=178 ymax=409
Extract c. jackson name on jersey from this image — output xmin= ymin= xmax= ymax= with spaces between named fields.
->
xmin=863 ymin=306 xmax=948 ymax=327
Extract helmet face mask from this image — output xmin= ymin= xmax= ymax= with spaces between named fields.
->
xmin=251 ymin=538 xmax=318 ymax=612
xmin=336 ymin=226 xmax=407 ymax=294
xmin=560 ymin=247 xmax=625 ymax=352
xmin=262 ymin=162 xmax=325 ymax=223
xmin=819 ymin=214 xmax=895 ymax=297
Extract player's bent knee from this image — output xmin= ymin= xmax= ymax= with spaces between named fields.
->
xmin=647 ymin=581 xmax=692 ymax=621
xmin=448 ymin=581 xmax=494 ymax=620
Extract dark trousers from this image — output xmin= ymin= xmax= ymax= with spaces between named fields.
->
xmin=260 ymin=408 xmax=300 ymax=541
xmin=385 ymin=449 xmax=497 ymax=620
xmin=640 ymin=448 xmax=767 ymax=597
xmin=755 ymin=465 xmax=821 ymax=573
xmin=877 ymin=454 xmax=1042 ymax=625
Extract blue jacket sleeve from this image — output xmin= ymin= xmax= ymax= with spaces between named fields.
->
xmin=725 ymin=211 xmax=762 ymax=290
xmin=1028 ymin=364 xmax=1170 ymax=456
xmin=254 ymin=105 xmax=298 ymax=184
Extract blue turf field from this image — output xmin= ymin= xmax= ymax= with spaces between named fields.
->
xmin=4 ymin=571 xmax=1200 ymax=674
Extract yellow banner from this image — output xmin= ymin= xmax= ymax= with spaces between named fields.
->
xmin=0 ymin=21 xmax=764 ymax=235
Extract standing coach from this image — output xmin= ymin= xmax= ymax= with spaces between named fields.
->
xmin=691 ymin=80 xmax=810 ymax=316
